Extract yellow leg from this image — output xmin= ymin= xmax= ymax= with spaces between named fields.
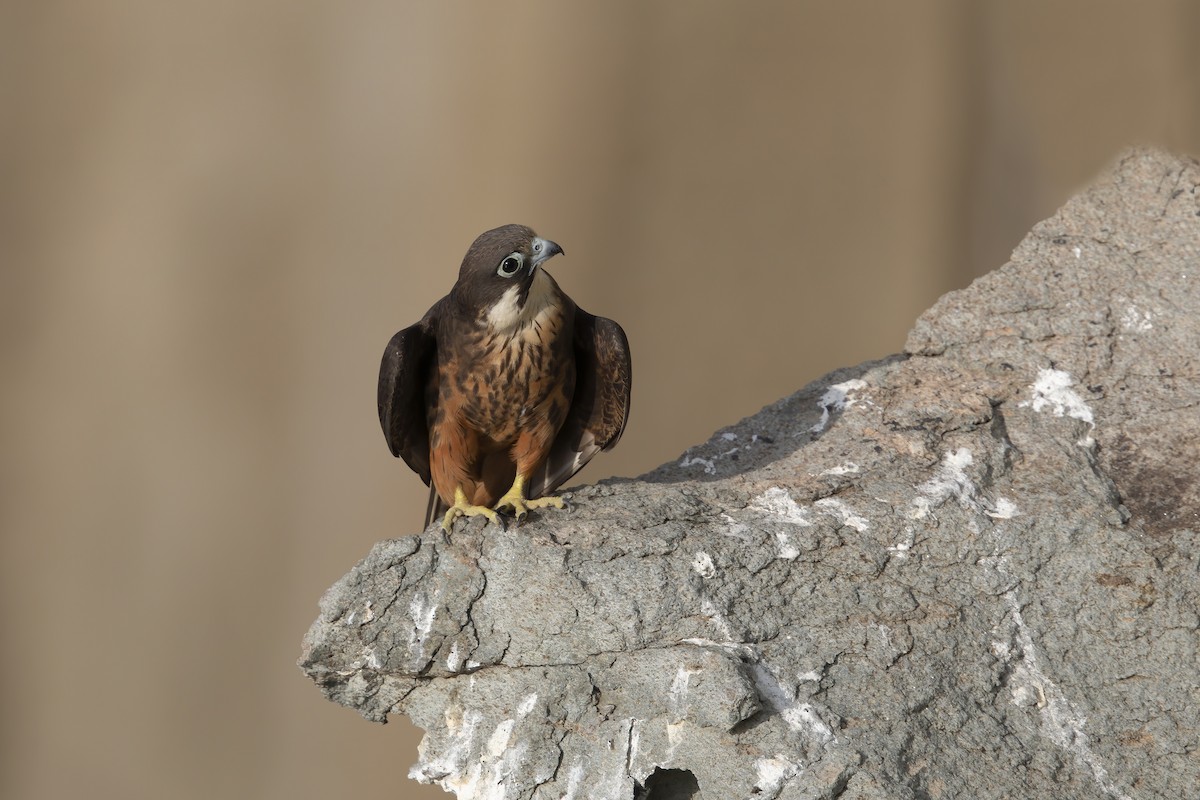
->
xmin=493 ymin=473 xmax=566 ymax=520
xmin=442 ymin=486 xmax=502 ymax=532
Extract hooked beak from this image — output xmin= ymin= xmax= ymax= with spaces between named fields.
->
xmin=530 ymin=237 xmax=564 ymax=272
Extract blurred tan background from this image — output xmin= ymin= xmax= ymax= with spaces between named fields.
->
xmin=2 ymin=1 xmax=1198 ymax=798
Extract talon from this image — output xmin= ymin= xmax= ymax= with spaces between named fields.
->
xmin=441 ymin=486 xmax=502 ymax=532
xmin=493 ymin=474 xmax=567 ymax=522
xmin=496 ymin=495 xmax=529 ymax=518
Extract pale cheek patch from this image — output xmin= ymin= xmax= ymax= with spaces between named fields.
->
xmin=485 ymin=270 xmax=558 ymax=335
xmin=486 ymin=286 xmax=523 ymax=330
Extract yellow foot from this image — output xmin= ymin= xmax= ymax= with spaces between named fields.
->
xmin=441 ymin=487 xmax=502 ymax=532
xmin=496 ymin=494 xmax=561 ymax=520
xmin=495 ymin=492 xmax=565 ymax=520
xmin=494 ymin=473 xmax=567 ymax=522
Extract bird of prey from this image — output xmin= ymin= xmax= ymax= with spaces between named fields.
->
xmin=378 ymin=224 xmax=632 ymax=531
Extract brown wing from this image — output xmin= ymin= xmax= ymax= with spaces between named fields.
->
xmin=377 ymin=303 xmax=441 ymax=486
xmin=528 ymin=307 xmax=631 ymax=498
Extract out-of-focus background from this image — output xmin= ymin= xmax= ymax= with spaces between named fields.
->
xmin=3 ymin=2 xmax=1198 ymax=798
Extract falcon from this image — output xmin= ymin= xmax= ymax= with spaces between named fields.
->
xmin=378 ymin=224 xmax=632 ymax=531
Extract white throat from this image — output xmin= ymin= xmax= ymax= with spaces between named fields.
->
xmin=485 ymin=269 xmax=556 ymax=332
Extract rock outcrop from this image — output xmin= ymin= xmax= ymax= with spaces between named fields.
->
xmin=300 ymin=148 xmax=1200 ymax=799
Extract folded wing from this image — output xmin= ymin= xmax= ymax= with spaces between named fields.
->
xmin=377 ymin=310 xmax=439 ymax=486
xmin=528 ymin=308 xmax=632 ymax=499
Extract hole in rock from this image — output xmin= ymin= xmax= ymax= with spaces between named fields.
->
xmin=633 ymin=767 xmax=701 ymax=799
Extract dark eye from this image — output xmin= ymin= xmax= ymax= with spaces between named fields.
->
xmin=497 ymin=252 xmax=524 ymax=278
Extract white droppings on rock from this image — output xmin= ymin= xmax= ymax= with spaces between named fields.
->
xmin=814 ymin=498 xmax=870 ymax=532
xmin=408 ymin=590 xmax=440 ymax=657
xmin=887 ymin=526 xmax=915 ymax=558
xmin=774 ymin=532 xmax=800 ymax=560
xmin=910 ymin=449 xmax=1018 ymax=526
xmin=408 ymin=707 xmax=485 ymax=797
xmin=748 ymin=488 xmax=811 ymax=558
xmin=679 ymin=638 xmax=759 ymax=660
xmin=985 ymin=498 xmax=1020 ymax=519
xmin=792 ymin=703 xmax=835 ymax=744
xmin=692 ymin=551 xmax=717 ymax=579
xmin=811 ymin=378 xmax=869 ymax=433
xmin=360 ymin=646 xmax=382 ymax=670
xmin=1120 ymin=305 xmax=1153 ymax=332
xmin=719 ymin=513 xmax=753 ymax=540
xmin=999 ymin=590 xmax=1133 ymax=800
xmin=821 ymin=462 xmax=861 ymax=476
xmin=910 ymin=448 xmax=977 ymax=520
xmin=700 ymin=598 xmax=734 ymax=640
xmin=666 ymin=719 xmax=686 ymax=750
xmin=669 ymin=665 xmax=694 ymax=706
xmin=754 ymin=756 xmax=801 ymax=797
xmin=748 ymin=662 xmax=837 ymax=745
xmin=560 ymin=763 xmax=585 ymax=800
xmin=749 ymin=487 xmax=812 ymax=526
xmin=679 ymin=451 xmax=716 ymax=474
xmin=516 ymin=692 xmax=538 ymax=717
xmin=445 ymin=641 xmax=462 ymax=673
xmin=484 ymin=719 xmax=516 ymax=761
xmin=1010 ymin=681 xmax=1041 ymax=708
xmin=1019 ymin=368 xmax=1096 ymax=445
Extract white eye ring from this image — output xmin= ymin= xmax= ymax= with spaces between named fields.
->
xmin=497 ymin=252 xmax=524 ymax=278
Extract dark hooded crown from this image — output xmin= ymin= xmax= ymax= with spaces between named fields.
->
xmin=452 ymin=224 xmax=559 ymax=316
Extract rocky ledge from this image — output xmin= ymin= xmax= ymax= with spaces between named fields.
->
xmin=301 ymin=148 xmax=1200 ymax=800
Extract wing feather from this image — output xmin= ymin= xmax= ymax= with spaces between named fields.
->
xmin=528 ymin=307 xmax=631 ymax=498
xmin=377 ymin=307 xmax=440 ymax=485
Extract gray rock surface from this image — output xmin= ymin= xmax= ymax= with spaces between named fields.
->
xmin=300 ymin=147 xmax=1200 ymax=799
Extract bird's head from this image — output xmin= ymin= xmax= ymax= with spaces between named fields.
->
xmin=453 ymin=224 xmax=564 ymax=329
